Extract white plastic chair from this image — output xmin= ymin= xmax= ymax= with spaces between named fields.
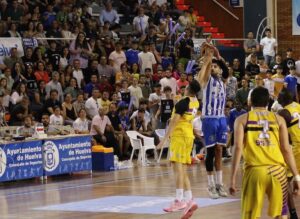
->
xmin=126 ymin=131 xmax=158 ymax=166
xmin=155 ymin=129 xmax=170 ymax=163
xmin=126 ymin=131 xmax=143 ymax=164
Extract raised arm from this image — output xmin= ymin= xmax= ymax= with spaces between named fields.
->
xmin=196 ymin=44 xmax=213 ymax=87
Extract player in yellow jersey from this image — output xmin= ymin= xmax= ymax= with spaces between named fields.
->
xmin=230 ymin=86 xmax=300 ymax=219
xmin=278 ymin=88 xmax=300 ymax=219
xmin=157 ymin=80 xmax=200 ymax=219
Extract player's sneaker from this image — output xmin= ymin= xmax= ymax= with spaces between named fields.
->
xmin=207 ymin=186 xmax=219 ymax=199
xmin=163 ymin=200 xmax=187 ymax=212
xmin=216 ymin=184 xmax=228 ymax=197
xmin=181 ymin=199 xmax=198 ymax=219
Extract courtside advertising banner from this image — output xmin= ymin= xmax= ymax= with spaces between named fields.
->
xmin=292 ymin=0 xmax=300 ymax=35
xmin=0 ymin=140 xmax=43 ymax=182
xmin=43 ymin=136 xmax=92 ymax=176
xmin=0 ymin=38 xmax=24 ymax=62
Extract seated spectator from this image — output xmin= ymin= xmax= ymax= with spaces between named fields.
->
xmin=84 ymin=60 xmax=99 ymax=84
xmin=118 ymin=80 xmax=131 ymax=106
xmin=99 ymin=2 xmax=120 ymax=26
xmin=62 ymin=93 xmax=77 ymax=125
xmin=34 ymin=61 xmax=49 ymax=83
xmin=98 ymin=90 xmax=111 ymax=113
xmin=64 ymin=78 xmax=80 ymax=101
xmin=160 ymin=69 xmax=177 ymax=96
xmin=133 ymin=7 xmax=149 ymax=36
xmin=0 ymin=68 xmax=14 ymax=91
xmin=85 ymin=88 xmax=101 ymax=120
xmin=149 ymin=83 xmax=162 ymax=129
xmin=44 ymin=41 xmax=61 ymax=71
xmin=72 ymin=59 xmax=85 ymax=89
xmin=109 ymin=41 xmax=127 ymax=72
xmin=38 ymin=80 xmax=47 ymax=104
xmin=73 ymin=92 xmax=85 ymax=115
xmin=90 ymin=107 xmax=120 ymax=157
xmin=139 ymin=74 xmax=152 ymax=99
xmin=226 ymin=66 xmax=238 ymax=101
xmin=59 ymin=46 xmax=70 ymax=70
xmin=232 ymin=58 xmax=244 ymax=81
xmin=0 ymin=78 xmax=10 ymax=109
xmin=46 ymin=71 xmax=63 ymax=102
xmin=125 ymin=41 xmax=140 ymax=67
xmin=50 ymin=106 xmax=64 ymax=125
xmin=44 ymin=89 xmax=61 ymax=115
xmin=5 ymin=22 xmax=21 ymax=38
xmin=41 ymin=113 xmax=63 ymax=135
xmin=22 ymin=47 xmax=35 ymax=67
xmin=130 ymin=98 xmax=151 ymax=126
xmin=235 ymin=78 xmax=250 ymax=110
xmin=3 ymin=47 xmax=23 ymax=70
xmin=84 ymin=74 xmax=99 ymax=99
xmin=73 ymin=109 xmax=89 ymax=134
xmin=98 ymin=75 xmax=114 ymax=95
xmin=7 ymin=0 xmax=23 ymax=23
xmin=34 ymin=23 xmax=48 ymax=48
xmin=138 ymin=42 xmax=157 ymax=74
xmin=18 ymin=116 xmax=35 ymax=137
xmin=272 ymin=64 xmax=285 ymax=99
xmin=61 ymin=65 xmax=74 ymax=89
xmin=10 ymin=96 xmax=31 ymax=126
xmin=24 ymin=64 xmax=38 ymax=95
xmin=0 ymin=95 xmax=8 ymax=126
xmin=31 ymin=92 xmax=44 ymax=122
xmin=177 ymin=73 xmax=189 ymax=92
xmin=245 ymin=53 xmax=260 ymax=77
xmin=10 ymin=83 xmax=28 ymax=106
xmin=115 ymin=63 xmax=132 ymax=84
xmin=98 ymin=56 xmax=115 ymax=83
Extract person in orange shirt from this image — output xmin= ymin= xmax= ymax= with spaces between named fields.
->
xmin=34 ymin=61 xmax=49 ymax=83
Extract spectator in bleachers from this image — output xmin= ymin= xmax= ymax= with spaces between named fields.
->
xmin=98 ymin=56 xmax=115 ymax=82
xmin=130 ymin=108 xmax=153 ymax=136
xmin=0 ymin=68 xmax=14 ymax=91
xmin=282 ymin=48 xmax=296 ymax=75
xmin=176 ymin=73 xmax=189 ymax=92
xmin=34 ymin=23 xmax=49 ymax=48
xmin=0 ymin=78 xmax=10 ymax=109
xmin=50 ymin=105 xmax=64 ymax=126
xmin=99 ymin=75 xmax=114 ymax=95
xmin=60 ymin=22 xmax=74 ymax=45
xmin=84 ymin=74 xmax=100 ymax=98
xmin=178 ymin=10 xmax=191 ymax=32
xmin=100 ymin=21 xmax=113 ymax=39
xmin=3 ymin=48 xmax=23 ymax=70
xmin=30 ymin=91 xmax=44 ymax=122
xmin=85 ymin=88 xmax=101 ymax=120
xmin=84 ymin=60 xmax=99 ymax=84
xmin=177 ymin=28 xmax=194 ymax=67
xmin=42 ymin=4 xmax=56 ymax=29
xmin=248 ymin=75 xmax=264 ymax=107
xmin=18 ymin=116 xmax=35 ymax=137
xmin=232 ymin=58 xmax=244 ymax=81
xmin=139 ymin=74 xmax=152 ymax=98
xmin=129 ymin=77 xmax=143 ymax=109
xmin=34 ymin=61 xmax=49 ymax=83
xmin=138 ymin=42 xmax=157 ymax=74
xmin=270 ymin=54 xmax=282 ymax=70
xmin=69 ymin=32 xmax=93 ymax=69
xmin=72 ymin=59 xmax=85 ymax=89
xmin=37 ymin=80 xmax=46 ymax=104
xmin=243 ymin=31 xmax=259 ymax=56
xmin=284 ymin=66 xmax=299 ymax=102
xmin=149 ymin=83 xmax=162 ymax=129
xmin=45 ymin=41 xmax=60 ymax=71
xmin=258 ymin=58 xmax=269 ymax=74
xmin=133 ymin=7 xmax=149 ymax=36
xmin=99 ymin=2 xmax=120 ymax=27
xmin=44 ymin=89 xmax=61 ymax=115
xmin=6 ymin=0 xmax=23 ymax=23
xmin=260 ymin=28 xmax=277 ymax=67
xmin=130 ymin=63 xmax=140 ymax=81
xmin=235 ymin=78 xmax=250 ymax=109
xmin=245 ymin=53 xmax=260 ymax=78
xmin=46 ymin=71 xmax=63 ymax=102
xmin=98 ymin=90 xmax=111 ymax=113
xmin=130 ymin=98 xmax=151 ymax=126
xmin=263 ymin=70 xmax=275 ymax=110
xmin=46 ymin=20 xmax=62 ymax=41
xmin=23 ymin=22 xmax=36 ymax=38
xmin=272 ymin=64 xmax=285 ymax=99
xmin=73 ymin=108 xmax=89 ymax=134
xmin=56 ymin=4 xmax=68 ymax=24
xmin=109 ymin=41 xmax=127 ymax=72
xmin=62 ymin=93 xmax=77 ymax=125
xmin=125 ymin=41 xmax=140 ymax=67
xmin=10 ymin=96 xmax=31 ymax=126
xmin=226 ymin=66 xmax=238 ymax=101
xmin=12 ymin=62 xmax=25 ymax=84
xmin=22 ymin=47 xmax=34 ymax=67
xmin=59 ymin=46 xmax=70 ymax=69
xmin=160 ymin=69 xmax=177 ymax=96
xmin=11 ymin=82 xmax=28 ymax=106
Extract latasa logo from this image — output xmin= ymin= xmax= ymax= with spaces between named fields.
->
xmin=0 ymin=148 xmax=7 ymax=177
xmin=43 ymin=141 xmax=59 ymax=172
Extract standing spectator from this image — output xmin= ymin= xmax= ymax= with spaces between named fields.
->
xmin=260 ymin=28 xmax=277 ymax=66
xmin=243 ymin=31 xmax=259 ymax=56
xmin=138 ymin=42 xmax=157 ymax=74
xmin=272 ymin=65 xmax=285 ymax=99
xmin=125 ymin=41 xmax=140 ymax=67
xmin=130 ymin=108 xmax=153 ymax=136
xmin=284 ymin=66 xmax=299 ymax=102
xmin=90 ymin=107 xmax=120 ymax=157
xmin=73 ymin=109 xmax=90 ymax=134
xmin=50 ymin=106 xmax=64 ymax=125
xmin=109 ymin=42 xmax=127 ymax=72
xmin=282 ymin=48 xmax=296 ymax=75
xmin=245 ymin=53 xmax=260 ymax=77
xmin=85 ymin=88 xmax=100 ymax=120
xmin=235 ymin=78 xmax=250 ymax=109
xmin=99 ymin=2 xmax=120 ymax=26
xmin=177 ymin=28 xmax=194 ymax=67
xmin=226 ymin=66 xmax=238 ymax=101
xmin=128 ymin=78 xmax=143 ymax=109
xmin=62 ymin=93 xmax=77 ymax=125
xmin=160 ymin=69 xmax=177 ymax=96
xmin=69 ymin=32 xmax=93 ymax=69
xmin=133 ymin=7 xmax=149 ymax=36
xmin=45 ymin=71 xmax=63 ymax=102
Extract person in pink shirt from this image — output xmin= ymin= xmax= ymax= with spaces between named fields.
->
xmin=90 ymin=107 xmax=120 ymax=157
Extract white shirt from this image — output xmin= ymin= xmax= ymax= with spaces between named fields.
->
xmin=271 ymin=100 xmax=283 ymax=112
xmin=260 ymin=37 xmax=277 ymax=56
xmin=85 ymin=97 xmax=100 ymax=119
xmin=50 ymin=114 xmax=64 ymax=125
xmin=10 ymin=92 xmax=24 ymax=105
xmin=193 ymin=116 xmax=203 ymax=137
xmin=130 ymin=110 xmax=151 ymax=127
xmin=73 ymin=118 xmax=89 ymax=132
xmin=73 ymin=69 xmax=84 ymax=88
xmin=149 ymin=92 xmax=162 ymax=114
xmin=263 ymin=78 xmax=275 ymax=96
xmin=160 ymin=77 xmax=178 ymax=96
xmin=128 ymin=85 xmax=143 ymax=109
xmin=109 ymin=51 xmax=126 ymax=72
xmin=138 ymin=51 xmax=157 ymax=74
xmin=133 ymin=15 xmax=149 ymax=34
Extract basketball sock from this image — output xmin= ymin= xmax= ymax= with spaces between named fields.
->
xmin=290 ymin=208 xmax=298 ymax=219
xmin=216 ymin=171 xmax=223 ymax=185
xmin=176 ymin=189 xmax=184 ymax=201
xmin=207 ymin=175 xmax=215 ymax=187
xmin=184 ymin=190 xmax=193 ymax=201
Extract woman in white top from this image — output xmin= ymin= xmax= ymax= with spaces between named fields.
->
xmin=10 ymin=83 xmax=28 ymax=105
xmin=59 ymin=46 xmax=70 ymax=69
xmin=50 ymin=106 xmax=64 ymax=125
xmin=73 ymin=109 xmax=90 ymax=134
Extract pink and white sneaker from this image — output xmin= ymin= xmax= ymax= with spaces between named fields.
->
xmin=181 ymin=199 xmax=198 ymax=219
xmin=163 ymin=199 xmax=187 ymax=212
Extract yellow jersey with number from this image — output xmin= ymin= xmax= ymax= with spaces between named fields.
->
xmin=171 ymin=96 xmax=199 ymax=138
xmin=244 ymin=110 xmax=286 ymax=169
xmin=285 ymin=102 xmax=300 ymax=153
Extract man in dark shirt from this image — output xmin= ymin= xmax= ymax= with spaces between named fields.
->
xmin=44 ymin=41 xmax=60 ymax=71
xmin=10 ymin=96 xmax=31 ymax=126
xmin=44 ymin=89 xmax=61 ymax=114
xmin=282 ymin=48 xmax=296 ymax=76
xmin=22 ymin=47 xmax=34 ymax=67
xmin=245 ymin=53 xmax=260 ymax=78
xmin=84 ymin=60 xmax=99 ymax=84
xmin=177 ymin=29 xmax=194 ymax=67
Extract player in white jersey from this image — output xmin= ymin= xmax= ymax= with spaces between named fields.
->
xmin=197 ymin=43 xmax=229 ymax=199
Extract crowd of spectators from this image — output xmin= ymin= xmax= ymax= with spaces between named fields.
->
xmin=0 ymin=0 xmax=299 ymax=160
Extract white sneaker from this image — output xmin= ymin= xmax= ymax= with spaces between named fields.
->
xmin=216 ymin=184 xmax=228 ymax=197
xmin=207 ymin=186 xmax=219 ymax=199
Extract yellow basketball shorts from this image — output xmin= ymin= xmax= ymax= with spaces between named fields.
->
xmin=242 ymin=166 xmax=288 ymax=219
xmin=169 ymin=136 xmax=194 ymax=164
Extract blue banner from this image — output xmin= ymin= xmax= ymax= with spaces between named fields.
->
xmin=43 ymin=136 xmax=92 ymax=176
xmin=0 ymin=140 xmax=43 ymax=182
xmin=292 ymin=0 xmax=300 ymax=35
